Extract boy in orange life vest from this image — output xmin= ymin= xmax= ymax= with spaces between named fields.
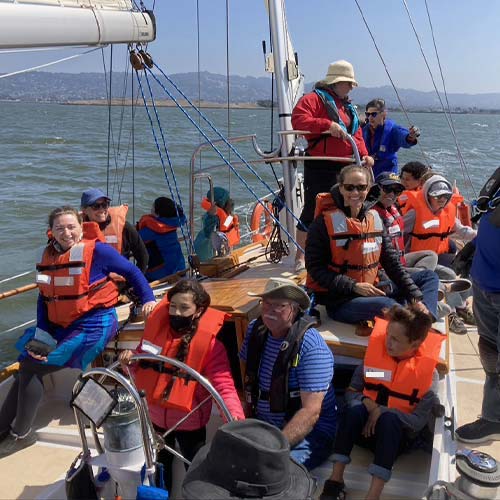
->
xmin=81 ymin=188 xmax=149 ymax=274
xmin=320 ymin=305 xmax=440 ymax=500
xmin=397 ymin=161 xmax=431 ymax=212
xmin=119 ymin=279 xmax=244 ymax=492
xmin=193 ymin=186 xmax=240 ymax=261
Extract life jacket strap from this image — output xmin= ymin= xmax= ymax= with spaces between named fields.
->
xmin=36 ymin=261 xmax=86 ymax=272
xmin=257 ymin=389 xmax=301 ymax=401
xmin=410 ymin=229 xmax=452 ymax=241
xmin=138 ymin=359 xmax=195 ymax=380
xmin=364 ymin=381 xmax=420 ymax=406
xmin=331 ymin=261 xmax=380 ymax=272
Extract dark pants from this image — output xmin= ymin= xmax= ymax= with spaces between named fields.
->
xmin=156 ymin=426 xmax=207 ymax=492
xmin=328 ymin=269 xmax=439 ymax=323
xmin=298 ymin=159 xmax=344 ymax=230
xmin=0 ymin=359 xmax=62 ymax=436
xmin=332 ymin=404 xmax=405 ymax=481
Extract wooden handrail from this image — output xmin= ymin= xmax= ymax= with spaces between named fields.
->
xmin=0 ymin=283 xmax=37 ymax=301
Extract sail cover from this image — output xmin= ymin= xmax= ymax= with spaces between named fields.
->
xmin=0 ymin=0 xmax=155 ymax=49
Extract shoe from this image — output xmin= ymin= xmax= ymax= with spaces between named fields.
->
xmin=355 ymin=321 xmax=374 ymax=337
xmin=440 ymin=278 xmax=472 ymax=294
xmin=320 ymin=479 xmax=346 ymax=500
xmin=294 ymin=259 xmax=305 ymax=273
xmin=456 ymin=418 xmax=500 ymax=443
xmin=0 ymin=430 xmax=37 ymax=458
xmin=456 ymin=306 xmax=476 ymax=326
xmin=448 ymin=313 xmax=467 ymax=334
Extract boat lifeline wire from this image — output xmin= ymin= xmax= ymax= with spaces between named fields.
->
xmin=145 ymin=63 xmax=303 ymax=252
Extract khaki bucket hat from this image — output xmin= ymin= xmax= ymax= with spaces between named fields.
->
xmin=320 ymin=60 xmax=358 ymax=86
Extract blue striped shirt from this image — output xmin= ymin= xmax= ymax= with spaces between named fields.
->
xmin=240 ymin=319 xmax=337 ymax=440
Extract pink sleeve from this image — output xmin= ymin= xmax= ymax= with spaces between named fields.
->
xmin=292 ymin=93 xmax=332 ymax=134
xmin=203 ymin=339 xmax=245 ymax=420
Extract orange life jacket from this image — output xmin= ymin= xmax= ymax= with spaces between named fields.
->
xmin=363 ymin=317 xmax=443 ymax=413
xmin=201 ymin=198 xmax=240 ymax=247
xmin=137 ymin=214 xmax=177 ymax=235
xmin=35 ymin=237 xmax=119 ymax=328
xmin=408 ymin=191 xmax=456 ymax=254
xmin=102 ymin=205 xmax=128 ymax=253
xmin=306 ymin=195 xmax=384 ymax=292
xmin=134 ymin=300 xmax=227 ymax=412
xmin=397 ymin=189 xmax=419 ymax=214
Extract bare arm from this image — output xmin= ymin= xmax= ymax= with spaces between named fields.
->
xmin=282 ymin=391 xmax=325 ymax=446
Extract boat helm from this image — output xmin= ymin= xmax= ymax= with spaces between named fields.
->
xmin=455 ymin=448 xmax=500 ymax=499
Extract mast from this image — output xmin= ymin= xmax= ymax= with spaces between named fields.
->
xmin=266 ymin=0 xmax=303 ymax=243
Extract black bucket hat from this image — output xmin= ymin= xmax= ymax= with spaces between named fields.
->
xmin=182 ymin=419 xmax=316 ymax=499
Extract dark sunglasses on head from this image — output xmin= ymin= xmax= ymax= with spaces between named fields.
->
xmin=342 ymin=184 xmax=369 ymax=192
xmin=381 ymin=185 xmax=404 ymax=195
xmin=90 ymin=201 xmax=110 ymax=210
xmin=365 ymin=111 xmax=381 ymax=118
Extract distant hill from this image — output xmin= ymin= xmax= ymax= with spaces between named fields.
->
xmin=2 ymin=70 xmax=500 ymax=111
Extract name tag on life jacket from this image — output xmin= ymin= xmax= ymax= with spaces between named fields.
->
xmin=362 ymin=241 xmax=379 ymax=254
xmin=388 ymin=224 xmax=401 ymax=235
xmin=36 ymin=273 xmax=51 ymax=285
xmin=140 ymin=340 xmax=162 ymax=355
xmin=422 ymin=219 xmax=440 ymax=229
xmin=54 ymin=276 xmax=74 ymax=287
xmin=365 ymin=366 xmax=392 ymax=382
xmin=105 ymin=235 xmax=119 ymax=244
xmin=222 ymin=215 xmax=233 ymax=229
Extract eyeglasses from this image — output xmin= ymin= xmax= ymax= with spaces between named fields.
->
xmin=342 ymin=184 xmax=369 ymax=192
xmin=430 ymin=194 xmax=451 ymax=201
xmin=381 ymin=185 xmax=404 ymax=195
xmin=90 ymin=201 xmax=110 ymax=210
xmin=260 ymin=299 xmax=292 ymax=312
xmin=365 ymin=111 xmax=381 ymax=118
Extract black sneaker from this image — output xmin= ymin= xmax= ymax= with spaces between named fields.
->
xmin=448 ymin=313 xmax=467 ymax=334
xmin=456 ymin=418 xmax=500 ymax=443
xmin=456 ymin=306 xmax=476 ymax=326
xmin=320 ymin=479 xmax=346 ymax=500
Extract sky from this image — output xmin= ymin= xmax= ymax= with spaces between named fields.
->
xmin=2 ymin=0 xmax=500 ymax=94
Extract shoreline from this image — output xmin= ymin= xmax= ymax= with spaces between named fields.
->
xmin=62 ymin=99 xmax=267 ymax=109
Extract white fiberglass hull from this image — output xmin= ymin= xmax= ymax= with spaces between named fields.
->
xmin=0 ymin=4 xmax=155 ymax=49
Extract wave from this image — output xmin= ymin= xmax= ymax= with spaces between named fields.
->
xmin=471 ymin=123 xmax=488 ymax=128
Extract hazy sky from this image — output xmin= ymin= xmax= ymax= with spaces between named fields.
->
xmin=2 ymin=0 xmax=499 ymax=94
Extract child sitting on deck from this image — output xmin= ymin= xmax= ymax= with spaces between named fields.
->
xmin=320 ymin=304 xmax=441 ymax=500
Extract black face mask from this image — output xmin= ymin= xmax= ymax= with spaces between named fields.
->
xmin=169 ymin=314 xmax=195 ymax=332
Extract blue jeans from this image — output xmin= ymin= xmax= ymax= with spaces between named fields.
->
xmin=332 ymin=404 xmax=405 ymax=482
xmin=328 ymin=270 xmax=439 ymax=323
xmin=290 ymin=427 xmax=334 ymax=471
xmin=472 ymin=281 xmax=500 ymax=422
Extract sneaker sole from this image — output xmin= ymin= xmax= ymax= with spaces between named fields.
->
xmin=455 ymin=432 xmax=500 ymax=444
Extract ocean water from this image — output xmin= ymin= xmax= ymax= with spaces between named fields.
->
xmin=1 ymin=102 xmax=499 ymax=368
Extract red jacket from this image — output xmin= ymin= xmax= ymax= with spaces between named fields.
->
xmin=292 ymin=91 xmax=368 ymax=158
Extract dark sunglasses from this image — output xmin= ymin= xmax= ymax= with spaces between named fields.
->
xmin=430 ymin=194 xmax=451 ymax=201
xmin=365 ymin=111 xmax=381 ymax=118
xmin=342 ymin=184 xmax=369 ymax=192
xmin=90 ymin=201 xmax=110 ymax=210
xmin=381 ymin=185 xmax=404 ymax=195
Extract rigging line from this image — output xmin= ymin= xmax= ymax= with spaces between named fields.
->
xmin=423 ymin=0 xmax=477 ymax=199
xmin=147 ymin=65 xmax=303 ymax=251
xmin=0 ymin=47 xmax=104 ymax=80
xmin=267 ymin=3 xmax=275 ymax=151
xmin=0 ymin=271 xmax=33 ymax=285
xmin=0 ymin=319 xmax=36 ymax=336
xmin=106 ymin=45 xmax=113 ymax=198
xmin=352 ymin=0 xmax=431 ymax=166
xmin=225 ymin=0 xmax=231 ymax=193
xmin=137 ymin=70 xmax=195 ymax=255
xmin=132 ymin=62 xmax=135 ymax=224
xmin=400 ymin=0 xmax=475 ymax=196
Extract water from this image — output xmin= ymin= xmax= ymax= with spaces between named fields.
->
xmin=1 ymin=102 xmax=499 ymax=368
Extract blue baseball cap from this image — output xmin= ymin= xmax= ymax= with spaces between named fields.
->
xmin=81 ymin=188 xmax=111 ymax=207
xmin=375 ymin=171 xmax=404 ymax=188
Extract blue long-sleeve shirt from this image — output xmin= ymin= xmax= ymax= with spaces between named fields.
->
xmin=363 ymin=119 xmax=417 ymax=178
xmin=37 ymin=241 xmax=154 ymax=330
xmin=470 ymin=211 xmax=500 ymax=293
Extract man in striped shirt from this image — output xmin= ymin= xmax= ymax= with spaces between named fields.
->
xmin=240 ymin=278 xmax=336 ymax=470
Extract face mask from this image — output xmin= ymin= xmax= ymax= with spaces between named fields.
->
xmin=169 ymin=314 xmax=195 ymax=332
